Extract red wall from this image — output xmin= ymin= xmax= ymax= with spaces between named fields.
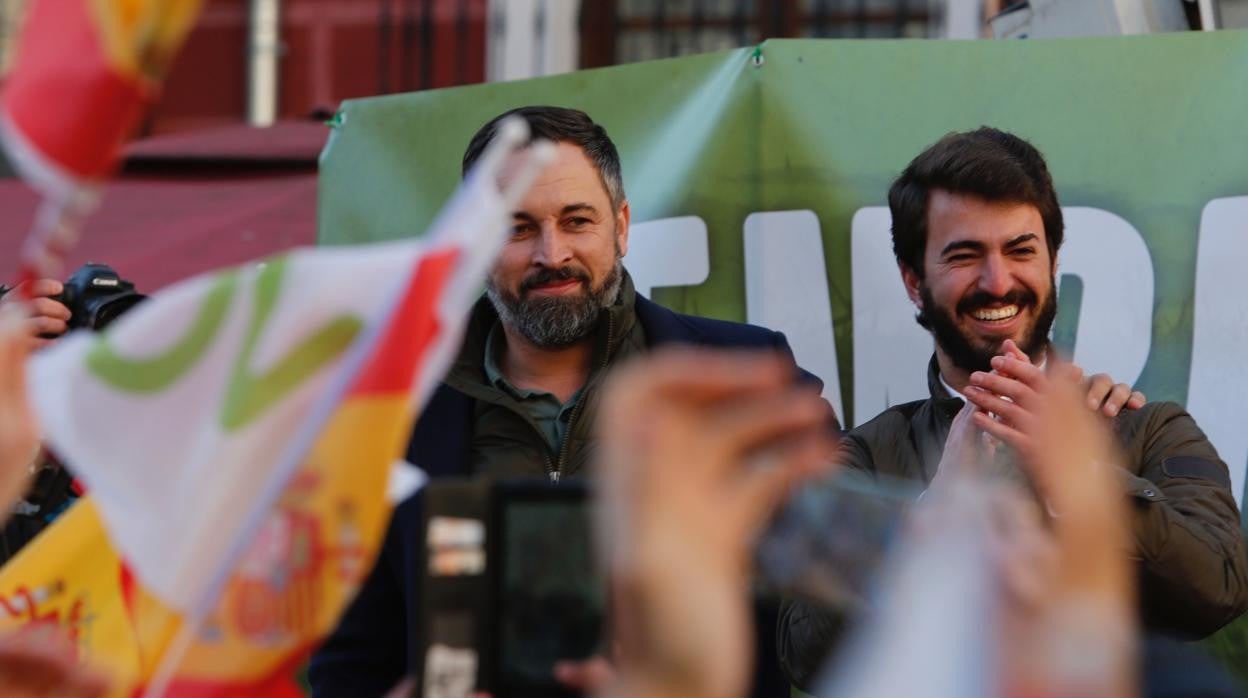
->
xmin=149 ymin=0 xmax=487 ymax=135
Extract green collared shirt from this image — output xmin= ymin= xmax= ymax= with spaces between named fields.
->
xmin=482 ymin=323 xmax=584 ymax=452
xmin=443 ymin=273 xmax=647 ymax=480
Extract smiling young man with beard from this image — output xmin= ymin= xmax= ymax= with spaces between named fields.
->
xmin=777 ymin=128 xmax=1248 ymax=692
xmin=310 ymin=106 xmax=827 ymax=697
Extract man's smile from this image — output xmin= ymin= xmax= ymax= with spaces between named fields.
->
xmin=964 ymin=301 xmax=1028 ymax=336
xmin=527 ymin=278 xmax=584 ymax=296
xmin=970 ymin=304 xmax=1019 ymax=322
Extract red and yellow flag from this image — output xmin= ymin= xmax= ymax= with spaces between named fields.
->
xmin=2 ymin=0 xmax=203 ymax=183
xmin=0 ymin=250 xmax=460 ymax=696
xmin=1 ymin=0 xmax=203 ymax=286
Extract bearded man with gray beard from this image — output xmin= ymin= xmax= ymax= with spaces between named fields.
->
xmin=310 ymin=105 xmax=828 ymax=698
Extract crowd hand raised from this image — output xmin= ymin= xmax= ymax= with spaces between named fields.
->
xmin=0 ymin=279 xmax=71 ymax=348
xmin=595 ymin=348 xmax=834 ymax=698
xmin=0 ymin=304 xmax=40 ymax=516
xmin=997 ymin=358 xmax=1135 ymax=698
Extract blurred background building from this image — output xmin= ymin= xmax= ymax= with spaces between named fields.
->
xmin=0 ymin=0 xmax=1242 ymax=292
xmin=0 ymin=0 xmax=1240 ymax=136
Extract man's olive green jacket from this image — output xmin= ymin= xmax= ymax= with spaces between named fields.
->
xmin=777 ymin=356 xmax=1248 ymax=691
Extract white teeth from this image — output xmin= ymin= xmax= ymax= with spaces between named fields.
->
xmin=971 ymin=305 xmax=1019 ymax=321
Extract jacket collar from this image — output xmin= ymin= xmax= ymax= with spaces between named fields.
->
xmin=925 ymin=354 xmax=966 ymax=423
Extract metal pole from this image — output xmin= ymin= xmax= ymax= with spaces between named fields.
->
xmin=1198 ymin=0 xmax=1221 ymax=30
xmin=247 ymin=0 xmax=281 ymax=126
xmin=944 ymin=0 xmax=984 ymax=39
xmin=487 ymin=0 xmax=536 ymax=81
xmin=540 ymin=0 xmax=579 ymax=76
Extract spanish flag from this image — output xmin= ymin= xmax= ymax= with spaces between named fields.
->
xmin=1 ymin=0 xmax=202 ymax=188
xmin=0 ymin=126 xmax=538 ymax=695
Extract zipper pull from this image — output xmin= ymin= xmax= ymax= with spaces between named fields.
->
xmin=549 ymin=470 xmax=561 ymax=484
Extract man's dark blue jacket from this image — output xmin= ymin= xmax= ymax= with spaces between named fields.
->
xmin=309 ymin=294 xmax=822 ymax=697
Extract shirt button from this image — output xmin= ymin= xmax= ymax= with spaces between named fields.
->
xmin=1142 ymin=488 xmax=1156 ymax=498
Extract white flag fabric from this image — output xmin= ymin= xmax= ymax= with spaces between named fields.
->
xmin=28 ymin=132 xmax=532 ymax=614
xmin=816 ymin=485 xmax=999 ymax=698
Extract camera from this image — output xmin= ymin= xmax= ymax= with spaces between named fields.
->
xmin=50 ymin=262 xmax=146 ymax=332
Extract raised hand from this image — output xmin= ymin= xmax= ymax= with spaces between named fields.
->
xmin=596 ymin=348 xmax=834 ymax=698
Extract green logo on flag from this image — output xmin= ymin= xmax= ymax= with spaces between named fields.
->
xmin=87 ymin=258 xmax=364 ymax=431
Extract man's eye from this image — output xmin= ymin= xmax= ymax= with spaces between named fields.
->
xmin=946 ymin=254 xmax=973 ymax=263
xmin=512 ymin=224 xmax=535 ymax=237
xmin=566 ymin=217 xmax=591 ymax=228
xmin=1011 ymin=247 xmax=1036 ymax=257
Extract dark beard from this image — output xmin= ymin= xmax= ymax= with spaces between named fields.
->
xmin=486 ymin=261 xmax=624 ymax=348
xmin=918 ymin=281 xmax=1057 ymax=374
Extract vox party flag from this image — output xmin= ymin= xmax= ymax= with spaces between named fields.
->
xmin=0 ymin=120 xmax=547 ymax=695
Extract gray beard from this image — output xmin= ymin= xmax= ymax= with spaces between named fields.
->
xmin=486 ymin=261 xmax=624 ymax=348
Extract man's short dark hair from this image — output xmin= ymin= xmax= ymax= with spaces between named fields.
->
xmin=462 ymin=105 xmax=625 ymax=209
xmin=888 ymin=127 xmax=1063 ymax=278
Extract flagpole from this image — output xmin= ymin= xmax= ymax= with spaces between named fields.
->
xmin=140 ymin=615 xmax=202 ymax=698
xmin=13 ymin=194 xmax=95 ymax=298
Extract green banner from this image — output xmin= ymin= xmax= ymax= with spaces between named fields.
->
xmin=319 ymin=32 xmax=1248 ymax=505
xmin=319 ymin=30 xmax=1248 ymax=680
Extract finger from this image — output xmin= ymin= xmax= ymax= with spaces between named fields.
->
xmin=27 ymin=297 xmax=72 ymax=322
xmin=702 ymin=389 xmax=829 ymax=464
xmin=64 ymin=666 xmax=110 ymax=698
xmin=1084 ymin=373 xmax=1113 ymax=410
xmin=9 ymin=279 xmax=63 ymax=299
xmin=29 ymin=316 xmax=68 ymax=338
xmin=731 ymin=429 xmax=832 ymax=538
xmin=0 ymin=306 xmax=31 ymax=397
xmin=1066 ymin=363 xmax=1085 ymax=384
xmin=381 ymin=677 xmax=418 ymax=698
xmin=553 ymin=656 xmax=614 ymax=692
xmin=989 ymin=354 xmax=1046 ymax=390
xmin=1101 ymin=383 xmax=1133 ymax=417
xmin=972 ymin=410 xmax=1031 ymax=454
xmin=1127 ymin=390 xmax=1146 ymax=409
xmin=968 ymin=370 xmax=1035 ymax=406
xmin=609 ymin=350 xmax=792 ymax=409
xmin=963 ymin=386 xmax=1031 ymax=426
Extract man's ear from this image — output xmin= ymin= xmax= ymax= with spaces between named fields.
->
xmin=616 ymin=200 xmax=631 ymax=257
xmin=899 ymin=263 xmax=924 ymax=308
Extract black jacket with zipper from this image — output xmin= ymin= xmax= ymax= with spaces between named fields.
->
xmin=310 ymin=278 xmax=823 ymax=697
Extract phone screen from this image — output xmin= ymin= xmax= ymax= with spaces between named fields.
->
xmin=495 ymin=494 xmax=605 ymax=695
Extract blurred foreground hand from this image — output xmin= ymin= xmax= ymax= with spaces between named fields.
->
xmin=595 ymin=348 xmax=835 ymax=698
xmin=0 ymin=279 xmax=71 ymax=348
xmin=0 ymin=631 xmax=108 ymax=698
xmin=991 ymin=359 xmax=1137 ymax=698
xmin=0 ymin=303 xmax=40 ymax=514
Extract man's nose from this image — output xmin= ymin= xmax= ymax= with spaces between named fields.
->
xmin=978 ymin=256 xmax=1013 ymax=297
xmin=533 ymin=224 xmax=572 ymax=266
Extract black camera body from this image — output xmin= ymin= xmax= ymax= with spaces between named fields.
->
xmin=51 ymin=263 xmax=146 ymax=332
